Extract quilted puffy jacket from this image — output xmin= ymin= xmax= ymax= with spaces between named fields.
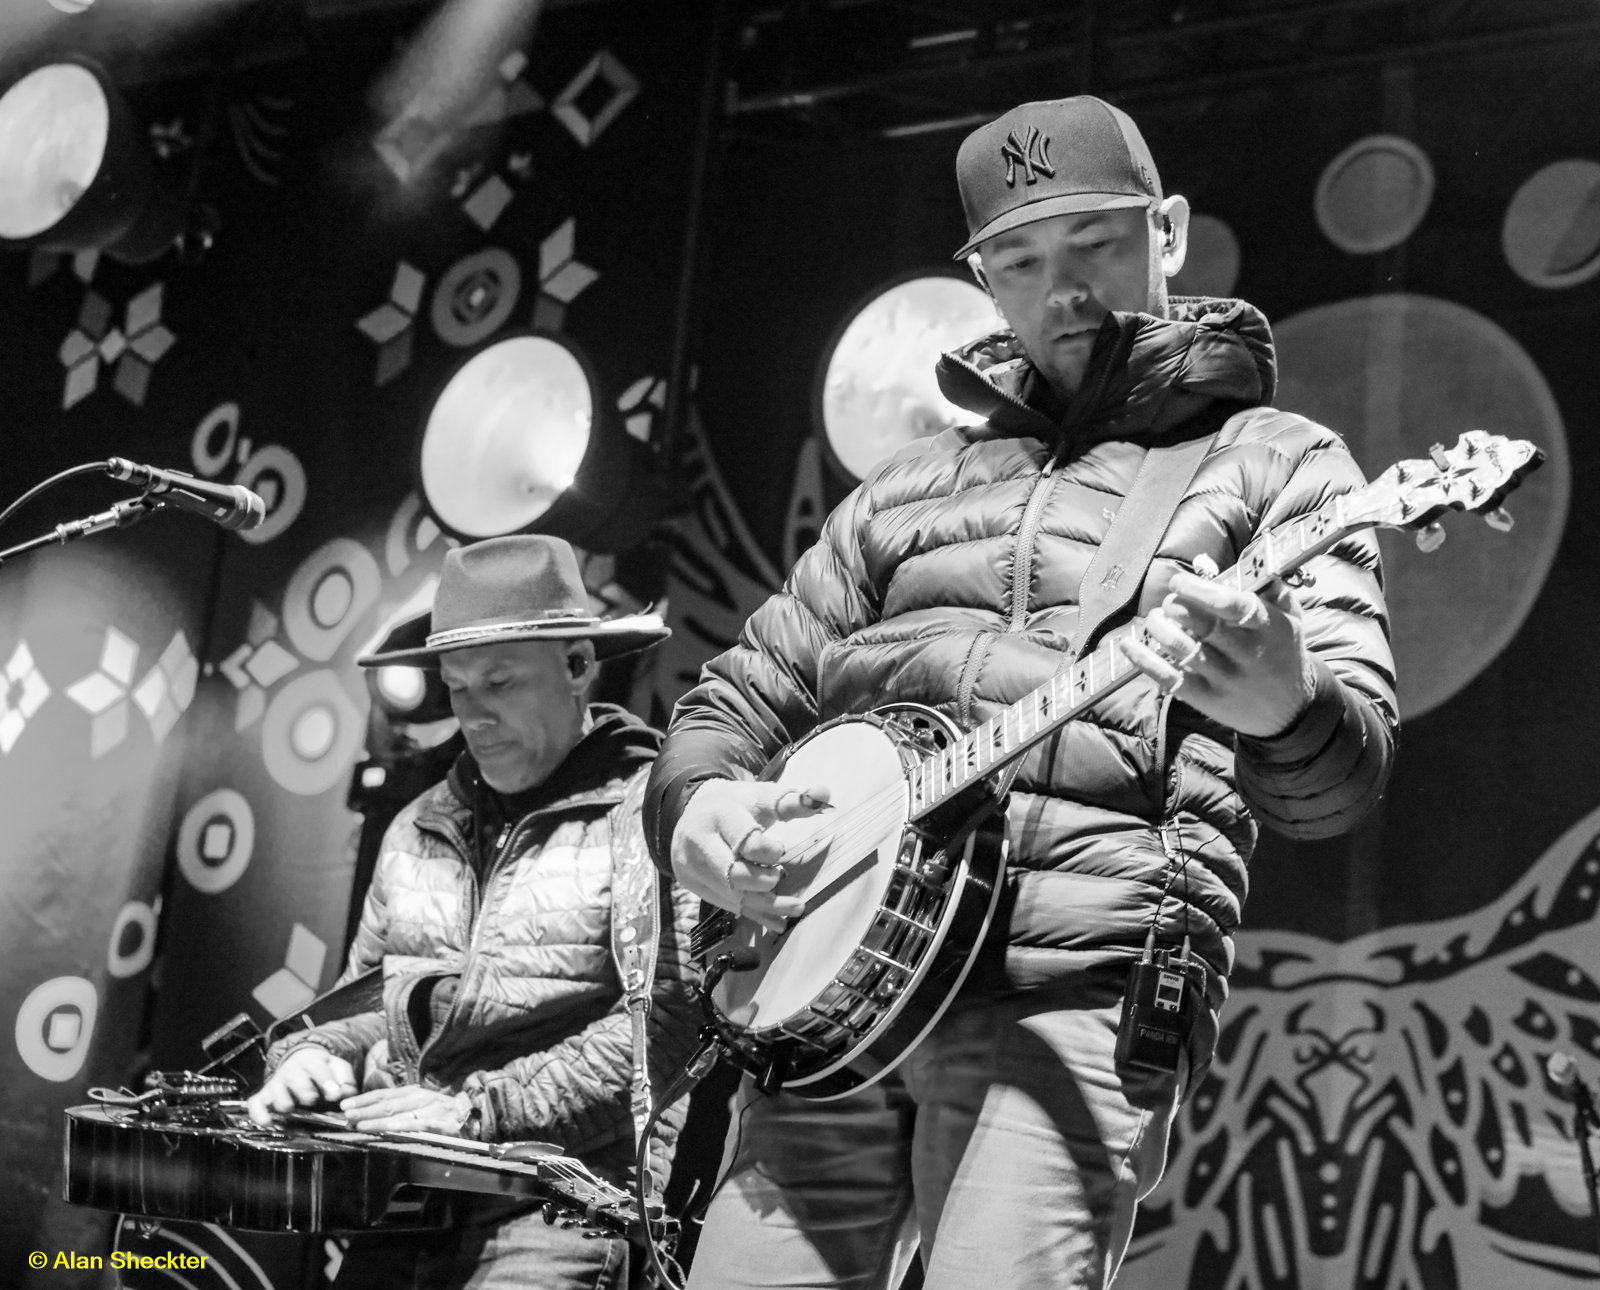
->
xmin=268 ymin=706 xmax=701 ymax=1186
xmin=645 ymin=298 xmax=1397 ymax=1047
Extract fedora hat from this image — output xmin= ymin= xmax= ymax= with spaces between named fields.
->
xmin=357 ymin=535 xmax=668 ymax=668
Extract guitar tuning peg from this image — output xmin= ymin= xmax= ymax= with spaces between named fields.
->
xmin=1428 ymin=444 xmax=1450 ymax=470
xmin=1415 ymin=522 xmax=1447 ymax=553
xmin=1484 ymin=507 xmax=1515 ymax=533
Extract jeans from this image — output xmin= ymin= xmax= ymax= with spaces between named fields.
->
xmin=334 ymin=1199 xmax=631 ymax=1290
xmin=685 ymin=969 xmax=1180 ymax=1290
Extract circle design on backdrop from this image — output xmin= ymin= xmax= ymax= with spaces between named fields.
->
xmin=106 ymin=900 xmax=157 ymax=978
xmin=176 ymin=787 xmax=256 ymax=894
xmin=235 ymin=444 xmax=307 ymax=546
xmin=1502 ymin=159 xmax=1600 ymax=288
xmin=190 ymin=402 xmax=241 ymax=477
xmin=816 ymin=274 xmax=997 ymax=482
xmin=1315 ymin=134 xmax=1435 ymax=255
xmin=421 ymin=334 xmax=595 ymax=536
xmin=283 ymin=537 xmax=382 ymax=661
xmin=430 ymin=248 xmax=523 ymax=348
xmin=114 ymin=1216 xmax=278 ymax=1290
xmin=262 ymin=670 xmax=365 ymax=795
xmin=15 ymin=976 xmax=97 ymax=1082
xmin=1169 ymin=214 xmax=1241 ymax=299
xmin=1273 ymin=294 xmax=1569 ymax=719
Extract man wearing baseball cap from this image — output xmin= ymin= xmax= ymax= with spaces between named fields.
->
xmin=649 ymin=98 xmax=1396 ymax=1287
xmin=246 ymin=535 xmax=701 ymax=1289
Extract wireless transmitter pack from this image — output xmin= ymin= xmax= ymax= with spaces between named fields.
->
xmin=1115 ymin=937 xmax=1207 ymax=1074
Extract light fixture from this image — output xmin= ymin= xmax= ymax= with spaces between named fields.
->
xmin=418 ymin=331 xmax=669 ymax=551
xmin=815 ymin=274 xmax=997 ymax=482
xmin=375 ymin=665 xmax=427 ymax=713
xmin=0 ymin=60 xmax=185 ymax=263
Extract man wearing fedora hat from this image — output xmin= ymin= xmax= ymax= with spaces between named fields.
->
xmin=646 ymin=97 xmax=1396 ymax=1288
xmin=246 ymin=535 xmax=701 ymax=1290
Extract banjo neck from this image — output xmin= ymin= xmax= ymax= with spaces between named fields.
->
xmin=907 ymin=429 xmax=1535 ymax=821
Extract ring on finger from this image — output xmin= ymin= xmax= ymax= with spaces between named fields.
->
xmin=1175 ymin=637 xmax=1204 ymax=669
xmin=1237 ymin=597 xmax=1269 ymax=630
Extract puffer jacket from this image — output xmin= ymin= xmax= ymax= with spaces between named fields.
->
xmin=644 ymin=298 xmax=1396 ymax=1044
xmin=267 ymin=705 xmax=701 ymax=1187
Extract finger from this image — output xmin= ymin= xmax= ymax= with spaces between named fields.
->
xmin=268 ymin=1081 xmax=299 ymax=1113
xmin=1160 ymin=593 xmax=1220 ymax=642
xmin=1142 ymin=611 xmax=1201 ymax=660
xmin=1257 ymin=577 xmax=1299 ymax=613
xmin=1118 ymin=634 xmax=1190 ymax=695
xmin=726 ymin=859 xmax=783 ymax=892
xmin=245 ymin=1093 xmax=273 ymax=1127
xmin=1168 ymin=572 xmax=1270 ymax=628
xmin=742 ymin=891 xmax=805 ymax=933
xmin=282 ymin=1066 xmax=322 ymax=1107
xmin=737 ymin=827 xmax=787 ymax=868
xmin=772 ymin=785 xmax=832 ymax=820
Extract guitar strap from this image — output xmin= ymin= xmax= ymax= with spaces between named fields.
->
xmin=1072 ymin=407 xmax=1237 ymax=661
xmin=607 ymin=766 xmax=664 ymax=1200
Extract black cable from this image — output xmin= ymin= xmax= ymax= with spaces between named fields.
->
xmin=0 ymin=461 xmax=110 ymax=533
xmin=635 ymin=1040 xmax=719 ymax=1290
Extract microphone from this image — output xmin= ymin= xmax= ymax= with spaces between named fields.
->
xmin=105 ymin=458 xmax=266 ymax=531
xmin=1548 ymin=1051 xmax=1598 ymax=1116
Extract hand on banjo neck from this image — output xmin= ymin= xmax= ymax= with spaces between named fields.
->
xmin=671 ymin=779 xmax=834 ymax=933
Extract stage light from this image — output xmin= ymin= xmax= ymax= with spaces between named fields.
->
xmin=376 ymin=665 xmax=427 ymax=713
xmin=419 ymin=332 xmax=595 ymax=537
xmin=816 ymin=274 xmax=997 ymax=482
xmin=0 ymin=60 xmax=183 ymax=263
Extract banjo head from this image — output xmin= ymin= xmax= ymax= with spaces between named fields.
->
xmin=712 ymin=717 xmax=909 ymax=1030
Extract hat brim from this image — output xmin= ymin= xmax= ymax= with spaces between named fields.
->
xmin=357 ymin=610 xmax=670 ymax=668
xmin=954 ymin=191 xmax=1152 ymax=260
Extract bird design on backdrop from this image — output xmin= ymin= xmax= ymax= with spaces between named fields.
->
xmin=1122 ymin=804 xmax=1600 ymax=1290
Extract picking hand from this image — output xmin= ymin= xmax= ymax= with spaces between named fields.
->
xmin=671 ymin=779 xmax=832 ymax=933
xmin=1118 ymin=571 xmax=1316 ymax=739
xmin=245 ymin=1046 xmax=357 ymax=1127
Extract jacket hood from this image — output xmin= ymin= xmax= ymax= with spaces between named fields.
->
xmin=934 ymin=295 xmax=1276 ymax=447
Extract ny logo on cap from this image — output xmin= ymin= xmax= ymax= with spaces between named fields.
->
xmin=1001 ymin=126 xmax=1055 ymax=187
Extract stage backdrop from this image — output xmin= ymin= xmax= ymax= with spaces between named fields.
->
xmin=687 ymin=41 xmax=1600 ymax=1290
xmin=0 ymin=4 xmax=708 ymax=1282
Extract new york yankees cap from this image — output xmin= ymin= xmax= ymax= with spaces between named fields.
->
xmin=953 ymin=96 xmax=1163 ymax=260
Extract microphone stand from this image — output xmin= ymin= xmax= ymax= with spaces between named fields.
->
xmin=0 ymin=496 xmax=157 ymax=567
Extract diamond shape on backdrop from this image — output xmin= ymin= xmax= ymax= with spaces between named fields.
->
xmin=201 ymin=820 xmax=234 ymax=860
xmin=114 ymin=356 xmax=152 ymax=406
xmin=0 ymin=641 xmax=50 ymax=754
xmin=375 ymin=331 xmax=413 ymax=387
xmin=357 ymin=302 xmax=410 ymax=345
xmin=67 ymin=672 xmax=123 ymax=715
xmin=63 ymin=359 xmax=97 ymax=409
xmin=72 ymin=250 xmax=98 ymax=283
xmin=126 ymin=283 xmax=162 ymax=336
xmin=463 ymin=175 xmax=514 ymax=231
xmin=244 ymin=640 xmax=298 ymax=687
xmin=625 ymin=412 xmax=652 ymax=441
xmin=131 ymin=668 xmax=167 ymax=721
xmin=100 ymin=628 xmax=138 ymax=685
xmin=90 ymin=704 xmax=128 ymax=759
xmin=28 ymin=250 xmax=59 ymax=287
xmin=59 ymin=331 xmax=94 ymax=367
xmin=98 ymin=329 xmax=128 ymax=364
xmin=220 ymin=644 xmax=252 ymax=688
xmin=542 ymin=262 xmax=599 ymax=304
xmin=539 ymin=219 xmax=576 ymax=282
xmin=285 ymin=924 xmax=327 ymax=987
xmin=48 ymin=1011 xmax=81 ymax=1050
xmin=252 ymin=968 xmax=317 ymax=1020
xmin=160 ymin=633 xmax=198 ymax=710
xmin=131 ymin=324 xmax=176 ymax=363
xmin=78 ymin=291 xmax=112 ymax=340
xmin=392 ymin=263 xmax=426 ymax=315
xmin=247 ymin=601 xmax=279 ymax=647
xmin=551 ymin=51 xmax=639 ymax=148
xmin=236 ymin=684 xmax=266 ymax=731
xmin=530 ymin=297 xmax=566 ymax=332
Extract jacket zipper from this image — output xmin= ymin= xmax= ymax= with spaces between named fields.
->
xmin=411 ymin=810 xmax=547 ymax=1082
xmin=1007 ymin=456 xmax=1060 ymax=632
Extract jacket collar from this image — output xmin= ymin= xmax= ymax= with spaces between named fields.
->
xmin=414 ymin=703 xmax=661 ymax=844
xmin=934 ymin=295 xmax=1276 ymax=450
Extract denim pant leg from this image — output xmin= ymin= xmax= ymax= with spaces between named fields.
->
xmin=336 ymin=1201 xmax=630 ymax=1290
xmin=685 ymin=1075 xmax=919 ymax=1290
xmin=902 ymin=975 xmax=1180 ymax=1290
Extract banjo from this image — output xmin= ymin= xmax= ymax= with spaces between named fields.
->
xmin=693 ymin=431 xmax=1542 ymax=1101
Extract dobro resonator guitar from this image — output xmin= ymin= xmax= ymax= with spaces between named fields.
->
xmin=692 ymin=430 xmax=1542 ymax=1100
